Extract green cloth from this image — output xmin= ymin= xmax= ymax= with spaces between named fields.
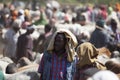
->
xmin=0 ymin=71 xmax=5 ymax=80
xmin=34 ymin=12 xmax=47 ymax=25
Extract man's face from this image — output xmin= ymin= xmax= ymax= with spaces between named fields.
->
xmin=54 ymin=33 xmax=66 ymax=52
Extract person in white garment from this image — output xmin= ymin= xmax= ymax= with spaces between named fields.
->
xmin=3 ymin=19 xmax=21 ymax=62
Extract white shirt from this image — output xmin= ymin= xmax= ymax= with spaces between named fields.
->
xmin=3 ymin=28 xmax=20 ymax=58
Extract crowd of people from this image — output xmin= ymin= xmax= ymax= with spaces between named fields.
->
xmin=0 ymin=0 xmax=120 ymax=80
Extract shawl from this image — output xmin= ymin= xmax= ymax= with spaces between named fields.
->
xmin=76 ymin=42 xmax=99 ymax=68
xmin=47 ymin=29 xmax=78 ymax=62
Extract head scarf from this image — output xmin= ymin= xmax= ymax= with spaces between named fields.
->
xmin=26 ymin=24 xmax=36 ymax=30
xmin=76 ymin=42 xmax=99 ymax=68
xmin=24 ymin=9 xmax=30 ymax=16
xmin=47 ymin=29 xmax=78 ymax=62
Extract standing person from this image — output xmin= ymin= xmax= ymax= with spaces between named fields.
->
xmin=34 ymin=23 xmax=53 ymax=53
xmin=3 ymin=19 xmax=21 ymax=61
xmin=89 ymin=19 xmax=112 ymax=48
xmin=33 ymin=9 xmax=47 ymax=25
xmin=45 ymin=3 xmax=53 ymax=20
xmin=38 ymin=29 xmax=78 ymax=80
xmin=16 ymin=24 xmax=35 ymax=61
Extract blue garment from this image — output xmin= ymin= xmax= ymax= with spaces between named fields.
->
xmin=90 ymin=28 xmax=111 ymax=48
xmin=38 ymin=51 xmax=76 ymax=80
xmin=51 ymin=53 xmax=67 ymax=80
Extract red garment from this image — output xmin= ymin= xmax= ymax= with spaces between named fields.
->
xmin=38 ymin=53 xmax=67 ymax=80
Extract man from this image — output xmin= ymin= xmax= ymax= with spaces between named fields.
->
xmin=34 ymin=23 xmax=53 ymax=53
xmin=38 ymin=29 xmax=78 ymax=80
xmin=3 ymin=19 xmax=21 ymax=61
xmin=45 ymin=3 xmax=53 ymax=20
xmin=16 ymin=24 xmax=35 ymax=61
xmin=89 ymin=19 xmax=112 ymax=48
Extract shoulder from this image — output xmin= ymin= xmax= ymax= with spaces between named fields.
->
xmin=43 ymin=51 xmax=52 ymax=59
xmin=40 ymin=51 xmax=52 ymax=66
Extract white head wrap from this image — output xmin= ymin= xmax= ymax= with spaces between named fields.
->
xmin=26 ymin=25 xmax=36 ymax=30
xmin=18 ymin=9 xmax=24 ymax=15
xmin=46 ymin=3 xmax=52 ymax=9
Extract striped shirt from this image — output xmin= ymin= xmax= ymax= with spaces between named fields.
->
xmin=38 ymin=52 xmax=67 ymax=80
xmin=51 ymin=53 xmax=67 ymax=80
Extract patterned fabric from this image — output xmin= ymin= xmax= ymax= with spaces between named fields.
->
xmin=38 ymin=51 xmax=76 ymax=80
xmin=38 ymin=51 xmax=52 ymax=80
xmin=51 ymin=53 xmax=67 ymax=80
xmin=38 ymin=52 xmax=67 ymax=80
xmin=38 ymin=29 xmax=78 ymax=80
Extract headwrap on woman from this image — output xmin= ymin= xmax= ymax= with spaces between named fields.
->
xmin=47 ymin=29 xmax=78 ymax=62
xmin=76 ymin=42 xmax=105 ymax=69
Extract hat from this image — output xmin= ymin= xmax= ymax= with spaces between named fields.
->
xmin=26 ymin=24 xmax=36 ymax=30
xmin=18 ymin=9 xmax=24 ymax=15
xmin=46 ymin=3 xmax=52 ymax=8
xmin=96 ymin=19 xmax=105 ymax=28
xmin=12 ymin=19 xmax=22 ymax=28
